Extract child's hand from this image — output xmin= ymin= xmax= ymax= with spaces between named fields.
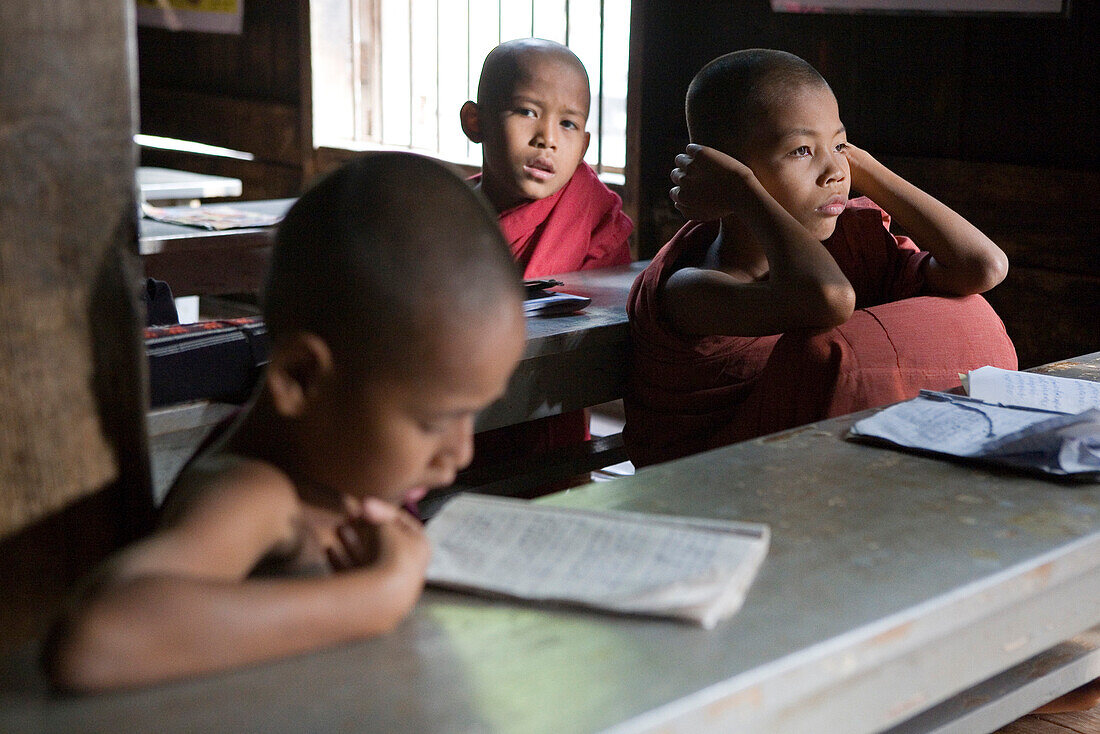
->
xmin=329 ymin=497 xmax=430 ymax=577
xmin=328 ymin=517 xmax=382 ymax=570
xmin=837 ymin=141 xmax=875 ymax=194
xmin=669 ymin=144 xmax=757 ymax=221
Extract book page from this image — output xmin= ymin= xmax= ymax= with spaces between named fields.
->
xmin=425 ymin=495 xmax=769 ymax=628
xmin=965 ymin=366 xmax=1100 ymax=414
xmin=849 ymin=392 xmax=1100 ymax=475
xmin=982 ymin=408 xmax=1100 ymax=473
xmin=848 ymin=392 xmax=1056 ymax=456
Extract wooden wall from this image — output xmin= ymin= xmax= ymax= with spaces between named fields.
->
xmin=136 ymin=0 xmax=310 ymax=199
xmin=631 ymin=0 xmax=1098 ymax=368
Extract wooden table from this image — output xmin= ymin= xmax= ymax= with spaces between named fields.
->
xmin=144 ymin=262 xmax=643 ymax=500
xmin=476 ymin=262 xmax=643 ymax=433
xmin=1028 ymin=350 xmax=1100 ymax=382
xmin=137 ymin=166 xmax=243 ymax=202
xmin=7 ymin=355 xmax=1098 ymax=733
xmin=139 ymin=198 xmax=293 ymax=297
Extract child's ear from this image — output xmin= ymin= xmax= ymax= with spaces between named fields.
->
xmin=266 ymin=332 xmax=334 ymax=419
xmin=582 ymin=130 xmax=591 ymax=158
xmin=459 ymin=100 xmax=482 ymax=143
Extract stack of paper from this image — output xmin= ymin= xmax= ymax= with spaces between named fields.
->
xmin=849 ymin=366 xmax=1100 ymax=476
xmin=141 ymin=202 xmax=284 ymax=230
xmin=425 ymin=494 xmax=770 ymax=629
xmin=522 ymin=291 xmax=591 ymax=317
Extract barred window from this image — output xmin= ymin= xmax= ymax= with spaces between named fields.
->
xmin=311 ymin=0 xmax=631 ymax=179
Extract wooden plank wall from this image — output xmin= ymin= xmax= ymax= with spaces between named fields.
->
xmin=136 ymin=0 xmax=309 ymax=199
xmin=0 ymin=2 xmax=153 ymax=652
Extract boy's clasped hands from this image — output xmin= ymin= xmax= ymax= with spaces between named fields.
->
xmin=327 ymin=496 xmax=429 ymax=576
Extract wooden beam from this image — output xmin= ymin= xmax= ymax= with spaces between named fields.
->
xmin=0 ymin=1 xmax=153 ymax=650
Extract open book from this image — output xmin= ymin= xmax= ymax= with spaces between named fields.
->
xmin=425 ymin=494 xmax=770 ymax=629
xmin=848 ymin=367 xmax=1100 ymax=476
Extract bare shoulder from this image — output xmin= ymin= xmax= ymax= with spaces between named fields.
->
xmin=162 ymin=451 xmax=299 ymax=527
xmin=118 ymin=453 xmax=305 ymax=582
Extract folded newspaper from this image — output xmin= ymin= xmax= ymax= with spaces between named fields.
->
xmin=848 ymin=367 xmax=1100 ymax=476
xmin=141 ymin=201 xmax=284 ymax=230
xmin=425 ymin=494 xmax=770 ymax=629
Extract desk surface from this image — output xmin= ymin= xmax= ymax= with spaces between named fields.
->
xmin=476 ymin=262 xmax=643 ymax=432
xmin=5 ymin=357 xmax=1099 ymax=733
xmin=139 ymin=198 xmax=294 ymax=296
xmin=137 ymin=166 xmax=243 ymax=201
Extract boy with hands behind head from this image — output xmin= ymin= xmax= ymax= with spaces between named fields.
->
xmin=625 ymin=49 xmax=1016 ymax=468
xmin=45 ymin=153 xmax=526 ymax=693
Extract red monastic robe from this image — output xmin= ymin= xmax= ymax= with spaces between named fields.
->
xmin=473 ymin=161 xmax=633 ymax=278
xmin=624 ymin=197 xmax=1018 ymax=468
xmin=470 ymin=162 xmax=634 ymax=478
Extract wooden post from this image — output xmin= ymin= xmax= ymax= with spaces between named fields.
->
xmin=0 ymin=3 xmax=153 ymax=652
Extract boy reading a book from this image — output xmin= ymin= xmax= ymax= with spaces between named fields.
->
xmin=624 ymin=49 xmax=1018 ymax=468
xmin=460 ymin=37 xmax=633 ymax=278
xmin=44 ymin=153 xmax=526 ymax=692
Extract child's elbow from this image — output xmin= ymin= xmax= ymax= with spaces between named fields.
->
xmin=976 ymin=252 xmax=1009 ymax=293
xmin=931 ymin=251 xmax=1009 ymax=296
xmin=44 ymin=600 xmax=146 ymax=694
xmin=813 ymin=280 xmax=856 ymax=328
xmin=44 ymin=616 xmax=116 ymax=694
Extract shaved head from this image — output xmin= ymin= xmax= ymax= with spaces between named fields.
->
xmin=264 ymin=152 xmax=523 ymax=374
xmin=476 ymin=38 xmax=590 ymax=114
xmin=687 ymin=49 xmax=831 ymax=158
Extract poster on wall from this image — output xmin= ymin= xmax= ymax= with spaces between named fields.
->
xmin=771 ymin=0 xmax=1065 ymax=13
xmin=136 ymin=0 xmax=244 ymax=34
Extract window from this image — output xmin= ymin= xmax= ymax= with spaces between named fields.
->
xmin=311 ymin=0 xmax=631 ymax=178
xmin=771 ymin=0 xmax=1065 ymax=13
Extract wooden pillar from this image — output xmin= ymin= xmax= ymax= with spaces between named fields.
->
xmin=0 ymin=3 xmax=153 ymax=652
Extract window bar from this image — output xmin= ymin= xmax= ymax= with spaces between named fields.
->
xmin=351 ymin=0 xmax=363 ymax=139
xmin=564 ymin=0 xmax=570 ymax=46
xmin=530 ymin=0 xmax=535 ymax=37
xmin=467 ymin=0 xmax=472 ymax=159
xmin=408 ymin=0 xmax=414 ymax=148
xmin=377 ymin=0 xmax=385 ymax=143
xmin=597 ymin=0 xmax=605 ymax=173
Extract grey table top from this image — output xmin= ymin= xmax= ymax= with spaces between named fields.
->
xmin=4 ymin=399 xmax=1098 ymax=733
xmin=477 ymin=262 xmax=644 ymax=432
xmin=138 ymin=197 xmax=294 ymax=253
xmin=137 ymin=166 xmax=242 ymax=202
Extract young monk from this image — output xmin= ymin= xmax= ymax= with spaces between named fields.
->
xmin=624 ymin=49 xmax=1018 ymax=468
xmin=460 ymin=38 xmax=633 ymax=478
xmin=460 ymin=37 xmax=633 ymax=278
xmin=44 ymin=152 xmax=526 ymax=692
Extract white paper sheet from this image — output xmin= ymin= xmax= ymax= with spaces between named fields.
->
xmin=964 ymin=366 xmax=1100 ymax=414
xmin=849 ymin=391 xmax=1100 ymax=475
